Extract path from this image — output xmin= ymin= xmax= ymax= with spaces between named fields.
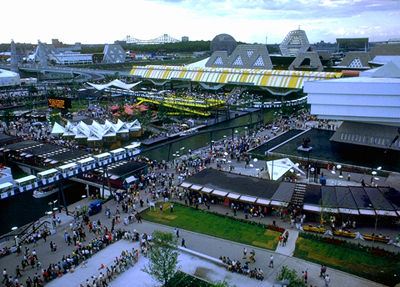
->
xmin=275 ymin=229 xmax=298 ymax=257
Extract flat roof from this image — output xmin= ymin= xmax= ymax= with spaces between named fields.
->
xmin=185 ymin=169 xmax=280 ymax=199
xmin=37 ymin=168 xmax=58 ymax=176
xmin=303 ymin=184 xmax=321 ymax=206
xmin=108 ymin=161 xmax=147 ymax=177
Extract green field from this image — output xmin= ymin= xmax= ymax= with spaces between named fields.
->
xmin=142 ymin=202 xmax=280 ymax=250
xmin=294 ymin=237 xmax=400 ymax=286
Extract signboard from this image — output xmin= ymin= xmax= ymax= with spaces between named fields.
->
xmin=48 ymin=98 xmax=72 ymax=109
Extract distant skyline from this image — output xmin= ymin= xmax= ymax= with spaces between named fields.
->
xmin=1 ymin=0 xmax=400 ymax=45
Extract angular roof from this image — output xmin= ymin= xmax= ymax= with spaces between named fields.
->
xmin=87 ymin=79 xmax=142 ymax=91
xmin=50 ymin=122 xmax=65 ymax=134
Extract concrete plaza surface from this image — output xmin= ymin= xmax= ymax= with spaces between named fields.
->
xmin=0 ymin=184 xmax=390 ymax=287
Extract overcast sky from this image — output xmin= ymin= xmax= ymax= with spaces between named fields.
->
xmin=2 ymin=0 xmax=399 ymax=44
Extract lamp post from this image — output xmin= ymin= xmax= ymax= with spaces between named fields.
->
xmin=310 ymin=167 xmax=315 ymax=183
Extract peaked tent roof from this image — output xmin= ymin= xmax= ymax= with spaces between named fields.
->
xmin=370 ymin=60 xmax=400 ymax=78
xmin=266 ymin=158 xmax=304 ymax=180
xmin=87 ymin=80 xmax=142 ymax=91
xmin=50 ymin=122 xmax=65 ymax=134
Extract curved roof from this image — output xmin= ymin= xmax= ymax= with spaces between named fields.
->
xmin=0 ymin=69 xmax=20 ymax=87
xmin=130 ymin=65 xmax=342 ymax=90
xmin=210 ymin=34 xmax=237 ymax=55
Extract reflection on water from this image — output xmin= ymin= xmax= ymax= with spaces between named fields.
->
xmin=0 ymin=183 xmax=86 ymax=236
xmin=144 ymin=110 xmax=273 ymax=161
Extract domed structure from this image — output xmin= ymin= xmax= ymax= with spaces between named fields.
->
xmin=210 ymin=34 xmax=237 ymax=55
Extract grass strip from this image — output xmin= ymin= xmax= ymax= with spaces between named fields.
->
xmin=141 ymin=202 xmax=280 ymax=250
xmin=294 ymin=237 xmax=400 ymax=286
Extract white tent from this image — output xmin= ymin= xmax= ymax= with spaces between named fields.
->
xmin=74 ymin=121 xmax=91 ymax=139
xmin=53 ymin=119 xmax=141 ymax=142
xmin=61 ymin=121 xmax=76 ymax=137
xmin=266 ymin=158 xmax=304 ymax=180
xmin=127 ymin=119 xmax=141 ymax=131
xmin=50 ymin=122 xmax=65 ymax=135
xmin=87 ymin=80 xmax=142 ymax=91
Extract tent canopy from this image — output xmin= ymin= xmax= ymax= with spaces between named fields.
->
xmin=266 ymin=158 xmax=304 ymax=180
xmin=87 ymin=80 xmax=142 ymax=91
xmin=50 ymin=122 xmax=65 ymax=134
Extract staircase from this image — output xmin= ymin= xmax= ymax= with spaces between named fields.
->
xmin=291 ymin=183 xmax=307 ymax=205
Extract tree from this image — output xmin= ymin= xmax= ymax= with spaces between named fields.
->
xmin=142 ymin=231 xmax=179 ymax=286
xmin=276 ymin=265 xmax=307 ymax=287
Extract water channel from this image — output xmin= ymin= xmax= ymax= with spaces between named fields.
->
xmin=143 ymin=110 xmax=274 ymax=161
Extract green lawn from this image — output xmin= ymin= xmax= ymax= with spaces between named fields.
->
xmin=142 ymin=202 xmax=280 ymax=250
xmin=294 ymin=237 xmax=400 ymax=286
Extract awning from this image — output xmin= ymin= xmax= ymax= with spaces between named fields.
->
xmin=239 ymin=195 xmax=257 ymax=203
xmin=270 ymin=200 xmax=289 ymax=207
xmin=339 ymin=208 xmax=360 ymax=215
xmin=227 ymin=193 xmax=240 ymax=200
xmin=303 ymin=204 xmax=322 ymax=212
xmin=110 ymin=175 xmax=120 ymax=180
xmin=212 ymin=190 xmax=228 ymax=197
xmin=358 ymin=209 xmax=376 ymax=216
xmin=124 ymin=175 xmax=137 ymax=183
xmin=375 ymin=210 xmax=398 ymax=217
xmin=321 ymin=207 xmax=339 ymax=214
xmin=256 ymin=198 xmax=271 ymax=206
xmin=190 ymin=184 xmax=202 ymax=191
xmin=180 ymin=182 xmax=192 ymax=188
xmin=200 ymin=187 xmax=213 ymax=194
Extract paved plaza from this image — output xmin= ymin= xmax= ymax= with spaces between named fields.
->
xmin=0 ymin=194 xmax=388 ymax=287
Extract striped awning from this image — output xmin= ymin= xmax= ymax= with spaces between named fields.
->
xmin=130 ymin=65 xmax=342 ymax=89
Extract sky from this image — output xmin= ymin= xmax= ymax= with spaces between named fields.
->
xmin=1 ymin=0 xmax=399 ymax=44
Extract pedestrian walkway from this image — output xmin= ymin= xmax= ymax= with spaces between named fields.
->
xmin=275 ymin=229 xmax=298 ymax=257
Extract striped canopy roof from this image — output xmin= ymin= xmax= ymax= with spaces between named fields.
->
xmin=130 ymin=65 xmax=342 ymax=89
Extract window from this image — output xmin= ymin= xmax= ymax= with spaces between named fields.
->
xmin=246 ymin=50 xmax=254 ymax=58
xmin=253 ymin=56 xmax=265 ymax=67
xmin=348 ymin=58 xmax=363 ymax=68
xmin=232 ymin=56 xmax=243 ymax=66
xmin=213 ymin=56 xmax=223 ymax=65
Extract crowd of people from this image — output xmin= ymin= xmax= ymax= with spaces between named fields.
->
xmin=219 ymin=253 xmax=264 ymax=281
xmin=0 ymin=87 xmax=48 ymax=108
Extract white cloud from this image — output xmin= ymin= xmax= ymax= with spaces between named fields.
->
xmin=1 ymin=0 xmax=399 ymax=44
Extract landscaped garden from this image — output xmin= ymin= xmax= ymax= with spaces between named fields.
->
xmin=294 ymin=233 xmax=400 ymax=286
xmin=141 ymin=202 xmax=281 ymax=250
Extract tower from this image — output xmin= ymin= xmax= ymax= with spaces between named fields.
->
xmin=10 ymin=40 xmax=19 ymax=73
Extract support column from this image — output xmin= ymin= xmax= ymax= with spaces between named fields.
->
xmin=167 ymin=143 xmax=172 ymax=162
xmin=58 ymin=181 xmax=68 ymax=215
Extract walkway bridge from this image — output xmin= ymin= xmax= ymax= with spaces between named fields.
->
xmin=0 ymin=146 xmax=142 ymax=201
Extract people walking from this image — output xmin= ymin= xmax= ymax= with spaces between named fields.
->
xmin=269 ymin=254 xmax=274 ymax=268
xmin=243 ymin=247 xmax=247 ymax=259
xmin=181 ymin=238 xmax=186 ymax=248
xmin=324 ymin=274 xmax=330 ymax=287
